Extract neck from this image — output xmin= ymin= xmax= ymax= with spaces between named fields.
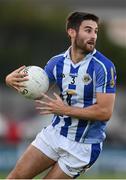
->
xmin=70 ymin=46 xmax=87 ymax=64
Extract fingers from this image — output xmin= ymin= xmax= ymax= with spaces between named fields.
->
xmin=13 ymin=86 xmax=20 ymax=91
xmin=36 ymin=107 xmax=52 ymax=111
xmin=6 ymin=66 xmax=28 ymax=82
xmin=53 ymin=92 xmax=61 ymax=100
xmin=15 ymin=70 xmax=28 ymax=79
xmin=15 ymin=73 xmax=28 ymax=78
xmin=35 ymin=100 xmax=53 ymax=115
xmin=6 ymin=66 xmax=29 ymax=92
xmin=6 ymin=67 xmax=29 ymax=88
xmin=39 ymin=111 xmax=52 ymax=115
xmin=35 ymin=100 xmax=50 ymax=106
xmin=14 ymin=77 xmax=29 ymax=82
xmin=14 ymin=65 xmax=26 ymax=73
xmin=35 ymin=93 xmax=61 ymax=106
xmin=12 ymin=82 xmax=26 ymax=88
xmin=40 ymin=93 xmax=55 ymax=102
xmin=40 ymin=92 xmax=61 ymax=101
xmin=13 ymin=66 xmax=28 ymax=80
xmin=35 ymin=93 xmax=63 ymax=116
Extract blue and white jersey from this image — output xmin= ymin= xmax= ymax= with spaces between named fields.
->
xmin=44 ymin=48 xmax=116 ymax=143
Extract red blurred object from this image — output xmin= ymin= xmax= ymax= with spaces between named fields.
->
xmin=5 ymin=121 xmax=22 ymax=144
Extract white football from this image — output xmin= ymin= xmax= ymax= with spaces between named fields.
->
xmin=19 ymin=66 xmax=49 ymax=99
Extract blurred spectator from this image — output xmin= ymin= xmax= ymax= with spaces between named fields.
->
xmin=5 ymin=120 xmax=22 ymax=144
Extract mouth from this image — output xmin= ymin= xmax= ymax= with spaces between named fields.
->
xmin=87 ymin=41 xmax=95 ymax=46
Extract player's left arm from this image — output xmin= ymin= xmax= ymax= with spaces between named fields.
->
xmin=62 ymin=92 xmax=115 ymax=121
xmin=35 ymin=92 xmax=115 ymax=122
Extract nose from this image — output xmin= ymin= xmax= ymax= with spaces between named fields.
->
xmin=89 ymin=33 xmax=97 ymax=45
xmin=92 ymin=31 xmax=97 ymax=40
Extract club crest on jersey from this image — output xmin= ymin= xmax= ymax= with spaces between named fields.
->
xmin=110 ymin=67 xmax=115 ymax=88
xmin=83 ymin=73 xmax=92 ymax=85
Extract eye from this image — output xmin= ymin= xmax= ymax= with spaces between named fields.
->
xmin=95 ymin=30 xmax=98 ymax=34
xmin=85 ymin=29 xmax=91 ymax=33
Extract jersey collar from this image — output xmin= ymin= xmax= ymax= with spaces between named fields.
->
xmin=63 ymin=47 xmax=96 ymax=61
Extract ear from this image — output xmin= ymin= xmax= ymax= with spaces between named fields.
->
xmin=67 ymin=28 xmax=76 ymax=38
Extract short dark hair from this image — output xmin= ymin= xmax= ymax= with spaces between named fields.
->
xmin=66 ymin=11 xmax=99 ymax=31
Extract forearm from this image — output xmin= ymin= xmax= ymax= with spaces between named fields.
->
xmin=35 ymin=93 xmax=115 ymax=120
xmin=64 ymin=104 xmax=111 ymax=121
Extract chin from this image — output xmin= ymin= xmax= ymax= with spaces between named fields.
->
xmin=85 ymin=48 xmax=94 ymax=54
xmin=86 ymin=45 xmax=95 ymax=53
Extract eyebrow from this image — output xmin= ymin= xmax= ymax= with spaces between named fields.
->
xmin=84 ymin=26 xmax=98 ymax=30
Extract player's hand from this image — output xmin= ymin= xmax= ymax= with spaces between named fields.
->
xmin=5 ymin=65 xmax=29 ymax=91
xmin=35 ymin=92 xmax=68 ymax=115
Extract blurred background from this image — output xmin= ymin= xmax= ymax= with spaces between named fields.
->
xmin=0 ymin=0 xmax=126 ymax=178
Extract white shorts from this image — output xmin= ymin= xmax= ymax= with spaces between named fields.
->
xmin=32 ymin=125 xmax=102 ymax=178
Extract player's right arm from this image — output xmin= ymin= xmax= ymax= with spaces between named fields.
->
xmin=5 ymin=65 xmax=29 ymax=91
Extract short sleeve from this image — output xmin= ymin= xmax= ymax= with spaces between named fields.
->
xmin=96 ymin=63 xmax=116 ymax=93
xmin=44 ymin=58 xmax=56 ymax=81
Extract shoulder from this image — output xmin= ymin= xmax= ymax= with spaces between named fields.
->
xmin=92 ymin=50 xmax=115 ymax=69
xmin=46 ymin=52 xmax=65 ymax=67
xmin=44 ymin=52 xmax=66 ymax=80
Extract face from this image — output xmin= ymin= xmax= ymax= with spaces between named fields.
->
xmin=71 ymin=20 xmax=98 ymax=53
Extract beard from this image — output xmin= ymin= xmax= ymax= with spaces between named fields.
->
xmin=74 ymin=35 xmax=96 ymax=54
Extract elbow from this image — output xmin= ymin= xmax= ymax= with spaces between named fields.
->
xmin=99 ymin=109 xmax=113 ymax=121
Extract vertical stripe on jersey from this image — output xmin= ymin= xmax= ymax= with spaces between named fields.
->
xmin=52 ymin=116 xmax=60 ymax=127
xmin=92 ymin=71 xmax=96 ymax=104
xmin=68 ymin=64 xmax=80 ymax=90
xmin=56 ymin=57 xmax=65 ymax=92
xmin=60 ymin=65 xmax=79 ymax=137
xmin=93 ymin=56 xmax=107 ymax=93
xmin=84 ymin=59 xmax=94 ymax=107
xmin=89 ymin=143 xmax=101 ymax=166
xmin=75 ymin=59 xmax=94 ymax=142
xmin=70 ymin=64 xmax=80 ymax=75
xmin=52 ymin=57 xmax=65 ymax=128
xmin=75 ymin=120 xmax=89 ymax=142
xmin=60 ymin=117 xmax=72 ymax=137
xmin=53 ymin=58 xmax=71 ymax=131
